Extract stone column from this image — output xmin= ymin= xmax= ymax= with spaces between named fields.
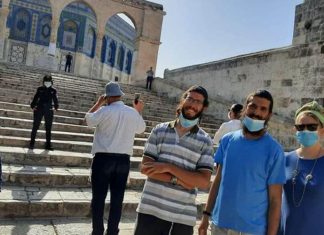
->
xmin=91 ymin=30 xmax=105 ymax=79
xmin=132 ymin=36 xmax=160 ymax=85
xmin=0 ymin=3 xmax=10 ymax=60
xmin=48 ymin=17 xmax=59 ymax=56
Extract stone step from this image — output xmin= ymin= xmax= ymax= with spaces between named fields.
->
xmin=0 ymin=86 xmax=169 ymax=107
xmin=0 ymin=108 xmax=217 ymax=135
xmin=2 ymin=163 xmax=145 ymax=189
xmin=0 ymin=135 xmax=145 ymax=155
xmin=0 ymin=186 xmax=208 ymax=219
xmin=0 ymin=116 xmax=218 ymax=138
xmin=0 ymin=101 xmax=87 ymax=119
xmin=0 ymin=71 xmax=170 ymax=102
xmin=0 ymin=101 xmax=221 ymax=129
xmin=0 ymin=94 xmax=177 ymax=118
xmin=0 ymin=146 xmax=142 ymax=169
xmin=0 ymin=116 xmax=94 ymax=134
xmin=0 ymin=217 xmax=210 ymax=234
xmin=0 ymin=76 xmax=171 ymax=102
xmin=0 ymin=117 xmax=166 ymax=138
xmin=0 ymin=126 xmax=150 ymax=141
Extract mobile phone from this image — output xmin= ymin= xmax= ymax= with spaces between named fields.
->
xmin=134 ymin=93 xmax=141 ymax=104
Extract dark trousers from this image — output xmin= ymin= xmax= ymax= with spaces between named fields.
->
xmin=65 ymin=62 xmax=71 ymax=72
xmin=134 ymin=213 xmax=194 ymax=235
xmin=146 ymin=76 xmax=153 ymax=90
xmin=91 ymin=153 xmax=130 ymax=235
xmin=30 ymin=108 xmax=53 ymax=148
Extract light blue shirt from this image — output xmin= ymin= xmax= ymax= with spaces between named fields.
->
xmin=212 ymin=130 xmax=286 ymax=235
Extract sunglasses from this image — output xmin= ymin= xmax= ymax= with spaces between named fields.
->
xmin=294 ymin=124 xmax=319 ymax=131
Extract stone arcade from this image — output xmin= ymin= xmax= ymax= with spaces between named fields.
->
xmin=0 ymin=0 xmax=164 ymax=83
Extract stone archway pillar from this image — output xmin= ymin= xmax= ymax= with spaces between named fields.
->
xmin=48 ymin=16 xmax=59 ymax=56
xmin=91 ymin=30 xmax=104 ymax=79
xmin=0 ymin=1 xmax=10 ymax=60
xmin=132 ymin=36 xmax=160 ymax=85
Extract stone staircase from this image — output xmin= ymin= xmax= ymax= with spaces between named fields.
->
xmin=0 ymin=64 xmax=221 ymax=233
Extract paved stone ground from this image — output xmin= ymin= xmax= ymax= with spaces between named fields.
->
xmin=0 ymin=217 xmax=211 ymax=235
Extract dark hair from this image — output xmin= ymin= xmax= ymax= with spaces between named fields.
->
xmin=176 ymin=85 xmax=209 ymax=117
xmin=245 ymin=89 xmax=273 ymax=113
xmin=43 ymin=75 xmax=53 ymax=83
xmin=183 ymin=85 xmax=209 ymax=107
xmin=230 ymin=103 xmax=243 ymax=119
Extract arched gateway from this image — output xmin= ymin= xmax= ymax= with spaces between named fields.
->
xmin=0 ymin=0 xmax=164 ymax=83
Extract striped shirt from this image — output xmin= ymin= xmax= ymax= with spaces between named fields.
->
xmin=137 ymin=121 xmax=214 ymax=226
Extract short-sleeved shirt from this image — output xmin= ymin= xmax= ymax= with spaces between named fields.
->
xmin=279 ymin=151 xmax=324 ymax=235
xmin=85 ymin=101 xmax=146 ymax=155
xmin=212 ymin=130 xmax=286 ymax=234
xmin=137 ymin=121 xmax=214 ymax=226
xmin=213 ymin=119 xmax=241 ymax=145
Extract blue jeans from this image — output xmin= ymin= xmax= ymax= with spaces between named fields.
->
xmin=91 ymin=153 xmax=130 ymax=235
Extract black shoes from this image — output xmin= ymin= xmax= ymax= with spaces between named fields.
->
xmin=45 ymin=145 xmax=54 ymax=151
xmin=45 ymin=143 xmax=54 ymax=151
xmin=29 ymin=141 xmax=34 ymax=150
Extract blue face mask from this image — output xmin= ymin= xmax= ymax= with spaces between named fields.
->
xmin=295 ymin=131 xmax=318 ymax=147
xmin=179 ymin=112 xmax=199 ymax=128
xmin=242 ymin=116 xmax=265 ymax=132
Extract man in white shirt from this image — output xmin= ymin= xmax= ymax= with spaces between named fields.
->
xmin=213 ymin=103 xmax=243 ymax=145
xmin=85 ymin=82 xmax=146 ymax=235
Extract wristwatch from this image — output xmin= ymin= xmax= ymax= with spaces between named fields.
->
xmin=170 ymin=176 xmax=177 ymax=185
xmin=202 ymin=210 xmax=211 ymax=217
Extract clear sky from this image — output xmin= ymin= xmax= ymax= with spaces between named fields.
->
xmin=150 ymin=0 xmax=304 ymax=77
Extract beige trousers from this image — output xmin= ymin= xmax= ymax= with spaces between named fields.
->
xmin=211 ymin=223 xmax=254 ymax=235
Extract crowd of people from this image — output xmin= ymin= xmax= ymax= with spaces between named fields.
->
xmin=24 ymin=75 xmax=324 ymax=235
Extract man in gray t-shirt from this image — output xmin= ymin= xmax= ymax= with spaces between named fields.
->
xmin=134 ymin=85 xmax=214 ymax=235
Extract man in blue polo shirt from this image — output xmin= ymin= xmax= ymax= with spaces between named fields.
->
xmin=199 ymin=90 xmax=286 ymax=235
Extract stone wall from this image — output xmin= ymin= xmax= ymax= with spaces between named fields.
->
xmin=159 ymin=0 xmax=324 ymax=150
xmin=164 ymin=43 xmax=324 ymax=120
xmin=293 ymin=0 xmax=324 ymax=45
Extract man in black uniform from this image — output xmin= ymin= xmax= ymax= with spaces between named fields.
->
xmin=65 ymin=52 xmax=73 ymax=72
xmin=29 ymin=75 xmax=59 ymax=150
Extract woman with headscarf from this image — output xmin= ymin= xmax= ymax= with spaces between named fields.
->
xmin=279 ymin=101 xmax=324 ymax=235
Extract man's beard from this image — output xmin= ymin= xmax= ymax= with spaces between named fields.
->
xmin=242 ymin=125 xmax=265 ymax=136
xmin=181 ymin=107 xmax=203 ymax=120
xmin=243 ymin=114 xmax=270 ymax=136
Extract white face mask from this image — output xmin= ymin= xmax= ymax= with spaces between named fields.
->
xmin=44 ymin=82 xmax=52 ymax=88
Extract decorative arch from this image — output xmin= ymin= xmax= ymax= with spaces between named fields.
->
xmin=9 ymin=8 xmax=31 ymax=42
xmin=59 ymin=19 xmax=78 ymax=51
xmin=105 ymin=11 xmax=138 ymax=36
xmin=58 ymin=0 xmax=97 ymax=21
xmin=57 ymin=1 xmax=97 ymax=55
